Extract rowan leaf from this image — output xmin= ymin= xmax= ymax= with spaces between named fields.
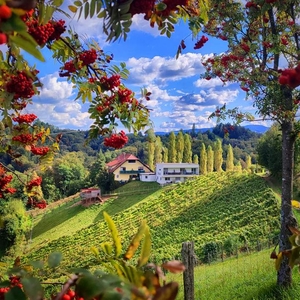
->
xmin=103 ymin=212 xmax=122 ymax=257
xmin=161 ymin=260 xmax=185 ymax=274
xmin=68 ymin=5 xmax=78 ymax=13
xmin=275 ymin=252 xmax=283 ymax=271
xmin=289 ymin=246 xmax=300 ymax=268
xmin=124 ymin=220 xmax=147 ymax=260
xmin=153 ymin=282 xmax=179 ymax=300
xmin=138 ymin=225 xmax=151 ymax=267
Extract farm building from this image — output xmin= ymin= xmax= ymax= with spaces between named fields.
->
xmin=80 ymin=188 xmax=101 ymax=204
xmin=106 ymin=153 xmax=153 ymax=182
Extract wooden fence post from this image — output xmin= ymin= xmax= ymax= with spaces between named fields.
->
xmin=181 ymin=242 xmax=195 ymax=300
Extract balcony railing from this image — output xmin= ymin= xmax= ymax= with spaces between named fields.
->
xmin=120 ymin=170 xmax=146 ymax=174
xmin=163 ymin=171 xmax=197 ymax=175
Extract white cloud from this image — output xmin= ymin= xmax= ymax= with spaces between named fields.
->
xmin=127 ymin=52 xmax=206 ymax=85
xmin=36 ymin=73 xmax=74 ymax=104
xmin=131 ymin=15 xmax=161 ymax=36
xmin=194 ymin=77 xmax=231 ymax=89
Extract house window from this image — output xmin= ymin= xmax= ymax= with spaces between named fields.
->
xmin=165 ymin=177 xmax=170 ymax=181
xmin=116 ymin=175 xmax=119 ymax=178
xmin=128 ymin=160 xmax=136 ymax=163
xmin=138 ymin=166 xmax=144 ymax=171
xmin=145 ymin=176 xmax=148 ymax=179
xmin=121 ymin=167 xmax=126 ymax=171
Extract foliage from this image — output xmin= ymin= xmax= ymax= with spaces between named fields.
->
xmin=0 ymin=213 xmax=184 ymax=300
xmin=0 ymin=200 xmax=31 ymax=256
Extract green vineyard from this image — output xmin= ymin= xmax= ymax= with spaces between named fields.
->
xmin=25 ymin=172 xmax=280 ymax=280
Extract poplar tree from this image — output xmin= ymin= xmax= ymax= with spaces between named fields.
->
xmin=207 ymin=145 xmax=214 ymax=173
xmin=226 ymin=144 xmax=234 ymax=172
xmin=214 ymin=139 xmax=223 ymax=172
xmin=199 ymin=143 xmax=207 ymax=175
xmin=154 ymin=136 xmax=163 ymax=164
xmin=246 ymin=155 xmax=252 ymax=172
xmin=193 ymin=154 xmax=199 ymax=164
xmin=168 ymin=132 xmax=177 ymax=163
xmin=176 ymin=131 xmax=184 ymax=163
xmin=148 ymin=142 xmax=155 ymax=171
xmin=183 ymin=133 xmax=192 ymax=163
xmin=162 ymin=147 xmax=168 ymax=163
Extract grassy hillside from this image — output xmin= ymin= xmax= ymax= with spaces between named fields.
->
xmin=24 ymin=172 xmax=280 ymax=281
xmin=30 ymin=181 xmax=161 ymax=249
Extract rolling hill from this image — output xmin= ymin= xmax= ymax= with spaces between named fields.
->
xmin=24 ymin=172 xmax=280 ymax=281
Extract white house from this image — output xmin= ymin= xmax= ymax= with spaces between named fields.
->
xmin=155 ymin=163 xmax=199 ymax=185
xmin=139 ymin=163 xmax=199 ymax=185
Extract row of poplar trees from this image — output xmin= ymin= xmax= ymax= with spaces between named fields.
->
xmin=148 ymin=131 xmax=252 ymax=174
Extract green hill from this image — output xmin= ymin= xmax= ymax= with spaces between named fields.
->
xmin=24 ymin=172 xmax=280 ymax=281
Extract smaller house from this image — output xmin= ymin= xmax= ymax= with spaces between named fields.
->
xmin=106 ymin=153 xmax=153 ymax=182
xmin=139 ymin=172 xmax=157 ymax=182
xmin=80 ymin=188 xmax=101 ymax=204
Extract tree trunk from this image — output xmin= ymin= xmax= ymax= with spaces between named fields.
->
xmin=277 ymin=90 xmax=298 ymax=286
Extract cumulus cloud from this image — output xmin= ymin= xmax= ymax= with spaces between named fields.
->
xmin=126 ymin=52 xmax=206 ymax=85
xmin=36 ymin=73 xmax=75 ymax=104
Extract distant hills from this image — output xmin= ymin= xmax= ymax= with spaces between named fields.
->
xmin=155 ymin=124 xmax=269 ymax=136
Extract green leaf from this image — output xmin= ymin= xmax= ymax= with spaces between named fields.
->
xmin=156 ymin=2 xmax=167 ymax=11
xmin=4 ymin=286 xmax=26 ymax=300
xmin=100 ymin=242 xmax=113 ymax=255
xmin=21 ymin=277 xmax=44 ymax=300
xmin=137 ymin=225 xmax=151 ymax=267
xmin=1 ymin=13 xmax=27 ymax=32
xmin=103 ymin=212 xmax=122 ymax=258
xmin=68 ymin=5 xmax=78 ymax=13
xmin=124 ymin=220 xmax=147 ymax=260
xmin=52 ymin=0 xmax=64 ymax=7
xmin=90 ymin=0 xmax=96 ymax=18
xmin=97 ymin=9 xmax=106 ymax=19
xmin=84 ymin=2 xmax=90 ymax=19
xmin=74 ymin=0 xmax=82 ymax=6
xmin=47 ymin=252 xmax=62 ymax=268
xmin=76 ymin=274 xmax=108 ymax=300
xmin=9 ymin=34 xmax=45 ymax=62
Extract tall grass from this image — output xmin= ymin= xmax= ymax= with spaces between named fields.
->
xmin=168 ymin=249 xmax=300 ymax=300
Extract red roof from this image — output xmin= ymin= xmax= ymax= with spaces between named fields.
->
xmin=106 ymin=153 xmax=152 ymax=173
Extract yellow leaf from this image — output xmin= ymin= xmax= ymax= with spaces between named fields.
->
xmin=90 ymin=246 xmax=99 ymax=257
xmin=275 ymin=252 xmax=283 ymax=271
xmin=68 ymin=5 xmax=78 ymax=13
xmin=103 ymin=212 xmax=122 ymax=257
xmin=292 ymin=200 xmax=300 ymax=209
xmin=289 ymin=246 xmax=300 ymax=268
xmin=138 ymin=225 xmax=151 ymax=267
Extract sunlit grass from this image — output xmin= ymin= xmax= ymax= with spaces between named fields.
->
xmin=168 ymin=249 xmax=300 ymax=300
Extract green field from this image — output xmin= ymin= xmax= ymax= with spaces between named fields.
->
xmin=24 ymin=172 xmax=281 ymax=286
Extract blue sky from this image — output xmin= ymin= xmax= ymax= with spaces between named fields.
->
xmin=25 ymin=8 xmax=269 ymax=133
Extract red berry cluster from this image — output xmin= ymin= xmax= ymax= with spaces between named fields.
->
xmin=30 ymin=145 xmax=50 ymax=156
xmin=0 ymin=276 xmax=22 ymax=300
xmin=57 ymin=289 xmax=78 ymax=300
xmin=0 ymin=166 xmax=16 ymax=198
xmin=27 ymin=197 xmax=47 ymax=209
xmin=12 ymin=133 xmax=35 ymax=144
xmin=62 ymin=49 xmax=98 ymax=75
xmin=63 ymin=61 xmax=77 ymax=73
xmin=27 ymin=176 xmax=42 ymax=190
xmin=12 ymin=113 xmax=37 ymax=124
xmin=127 ymin=0 xmax=155 ymax=16
xmin=104 ymin=131 xmax=128 ymax=149
xmin=194 ymin=35 xmax=208 ymax=49
xmin=79 ymin=49 xmax=97 ymax=65
xmin=26 ymin=20 xmax=55 ymax=46
xmin=6 ymin=71 xmax=35 ymax=99
xmin=118 ymin=87 xmax=133 ymax=104
xmin=278 ymin=64 xmax=300 ymax=89
xmin=100 ymin=74 xmax=121 ymax=90
xmin=48 ymin=19 xmax=66 ymax=41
